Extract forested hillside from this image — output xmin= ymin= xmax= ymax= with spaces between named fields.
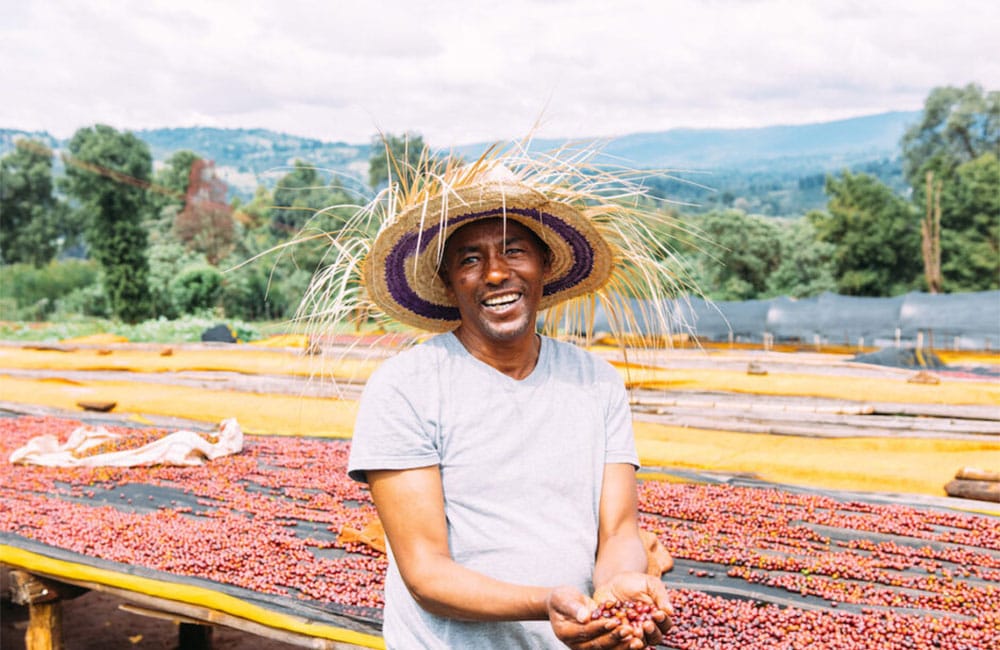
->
xmin=1 ymin=85 xmax=995 ymax=328
xmin=2 ymin=112 xmax=917 ymax=215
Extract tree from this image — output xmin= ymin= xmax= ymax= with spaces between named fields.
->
xmin=0 ymin=139 xmax=69 ymax=266
xmin=902 ymin=85 xmax=999 ymax=293
xmin=901 ymin=84 xmax=999 ymax=187
xmin=765 ymin=219 xmax=837 ymax=298
xmin=937 ymin=153 xmax=1000 ymax=291
xmin=174 ymin=159 xmax=235 ymax=264
xmin=150 ymin=149 xmax=200 ymax=217
xmin=61 ymin=124 xmax=153 ymax=322
xmin=685 ymin=210 xmax=783 ymax=300
xmin=368 ymin=132 xmax=431 ymax=190
xmin=921 ymin=171 xmax=943 ymax=293
xmin=809 ymin=172 xmax=922 ymax=296
xmin=218 ymin=184 xmax=295 ymax=321
xmin=271 ymin=161 xmax=353 ymax=238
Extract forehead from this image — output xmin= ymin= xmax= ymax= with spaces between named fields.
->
xmin=444 ymin=218 xmax=540 ymax=252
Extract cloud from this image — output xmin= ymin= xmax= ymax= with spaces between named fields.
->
xmin=1 ymin=0 xmax=997 ymax=146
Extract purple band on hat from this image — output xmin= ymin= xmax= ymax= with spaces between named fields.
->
xmin=384 ymin=207 xmax=595 ymax=321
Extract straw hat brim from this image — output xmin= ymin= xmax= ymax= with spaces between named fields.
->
xmin=364 ymin=179 xmax=614 ymax=332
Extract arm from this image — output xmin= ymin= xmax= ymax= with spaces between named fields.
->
xmin=369 ymin=466 xmax=635 ymax=648
xmin=368 ymin=465 xmax=552 ymax=621
xmin=594 ymin=463 xmax=648 ymax=586
xmin=592 ymin=463 xmax=673 ymax=648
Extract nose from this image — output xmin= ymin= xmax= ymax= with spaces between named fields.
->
xmin=484 ymin=251 xmax=510 ymax=285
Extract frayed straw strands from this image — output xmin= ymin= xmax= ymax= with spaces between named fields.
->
xmin=293 ymin=138 xmax=696 ymax=348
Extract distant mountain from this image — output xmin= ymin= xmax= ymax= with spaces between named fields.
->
xmin=0 ymin=127 xmax=373 ymax=199
xmin=135 ymin=127 xmax=372 ymax=197
xmin=0 ymin=111 xmax=921 ymax=214
xmin=0 ymin=128 xmax=59 ymax=151
xmin=445 ymin=111 xmax=919 ymax=214
xmin=450 ymin=111 xmax=920 ymax=172
xmin=136 ymin=127 xmax=370 ymax=178
xmin=608 ymin=110 xmax=918 ymax=171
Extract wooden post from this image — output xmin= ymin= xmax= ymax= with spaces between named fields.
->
xmin=7 ymin=570 xmax=84 ymax=650
xmin=24 ymin=603 xmax=62 ymax=650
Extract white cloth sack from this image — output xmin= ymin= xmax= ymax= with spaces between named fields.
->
xmin=9 ymin=418 xmax=243 ymax=467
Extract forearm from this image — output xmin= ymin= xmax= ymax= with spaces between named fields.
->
xmin=369 ymin=467 xmax=553 ymax=621
xmin=593 ymin=530 xmax=648 ymax=590
xmin=404 ymin=552 xmax=551 ymax=621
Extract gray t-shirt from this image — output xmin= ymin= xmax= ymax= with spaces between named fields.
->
xmin=348 ymin=333 xmax=639 ymax=649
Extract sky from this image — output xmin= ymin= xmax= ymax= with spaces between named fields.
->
xmin=2 ymin=0 xmax=998 ymax=148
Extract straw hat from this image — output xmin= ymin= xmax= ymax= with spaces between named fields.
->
xmin=363 ymin=164 xmax=615 ymax=332
xmin=295 ymin=140 xmax=691 ymax=345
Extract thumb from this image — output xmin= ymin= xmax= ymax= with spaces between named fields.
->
xmin=575 ymin=594 xmax=597 ymax=623
xmin=550 ymin=586 xmax=594 ymax=623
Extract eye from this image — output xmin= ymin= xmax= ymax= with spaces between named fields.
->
xmin=460 ymin=255 xmax=479 ymax=265
xmin=505 ymin=247 xmax=525 ymax=256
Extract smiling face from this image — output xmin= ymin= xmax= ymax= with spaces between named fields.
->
xmin=440 ymin=218 xmax=551 ymax=349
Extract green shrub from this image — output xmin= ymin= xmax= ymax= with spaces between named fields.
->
xmin=0 ymin=297 xmax=18 ymax=321
xmin=169 ymin=265 xmax=224 ymax=314
xmin=221 ymin=265 xmax=291 ymax=321
xmin=0 ymin=260 xmax=100 ymax=317
xmin=52 ymin=283 xmax=111 ymax=319
xmin=147 ymin=237 xmax=208 ymax=319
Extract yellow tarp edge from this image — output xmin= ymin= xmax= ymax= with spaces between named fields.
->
xmin=0 ymin=375 xmax=358 ymax=438
xmin=633 ymin=420 xmax=1000 ymax=497
xmin=0 ymin=545 xmax=384 ymax=649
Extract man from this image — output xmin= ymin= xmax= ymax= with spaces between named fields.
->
xmin=344 ymin=161 xmax=673 ymax=649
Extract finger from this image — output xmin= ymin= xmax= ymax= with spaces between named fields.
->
xmin=610 ymin=625 xmax=641 ymax=650
xmin=644 ymin=578 xmax=674 ymax=614
xmin=577 ymin=623 xmax=630 ymax=650
xmin=640 ymin=618 xmax=664 ymax=645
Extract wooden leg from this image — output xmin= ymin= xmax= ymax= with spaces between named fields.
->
xmin=8 ymin=570 xmax=87 ymax=650
xmin=24 ymin=602 xmax=63 ymax=650
xmin=177 ymin=621 xmax=213 ymax=650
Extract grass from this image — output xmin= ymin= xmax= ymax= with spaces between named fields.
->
xmin=0 ymin=316 xmax=286 ymax=344
xmin=0 ymin=315 xmax=411 ymax=344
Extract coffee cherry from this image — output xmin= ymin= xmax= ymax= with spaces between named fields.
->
xmin=589 ymin=599 xmax=658 ymax=648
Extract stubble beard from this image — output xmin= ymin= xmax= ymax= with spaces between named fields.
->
xmin=459 ymin=295 xmax=538 ymax=346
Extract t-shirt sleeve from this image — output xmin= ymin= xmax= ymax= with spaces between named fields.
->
xmin=603 ymin=366 xmax=640 ymax=469
xmin=347 ymin=361 xmax=441 ymax=483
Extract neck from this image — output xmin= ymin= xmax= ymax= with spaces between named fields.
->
xmin=452 ymin=329 xmax=541 ymax=380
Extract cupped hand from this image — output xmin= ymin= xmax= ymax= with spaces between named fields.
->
xmin=547 ymin=586 xmax=648 ymax=650
xmin=592 ymin=573 xmax=673 ymax=648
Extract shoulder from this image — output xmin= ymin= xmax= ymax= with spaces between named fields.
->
xmin=367 ymin=334 xmax=453 ymax=383
xmin=542 ymin=336 xmax=622 ymax=384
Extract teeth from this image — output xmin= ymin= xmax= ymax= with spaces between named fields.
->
xmin=483 ymin=293 xmax=520 ymax=307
